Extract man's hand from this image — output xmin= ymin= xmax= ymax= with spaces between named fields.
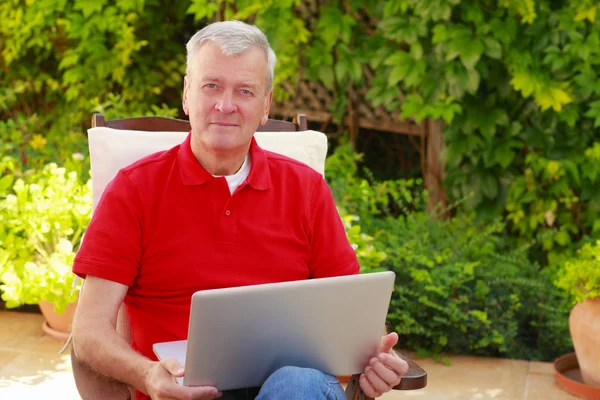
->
xmin=359 ymin=332 xmax=409 ymax=398
xmin=144 ymin=358 xmax=222 ymax=400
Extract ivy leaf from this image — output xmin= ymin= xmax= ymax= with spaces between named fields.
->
xmin=317 ymin=5 xmax=344 ymax=47
xmin=465 ymin=67 xmax=480 ymax=94
xmin=574 ymin=6 xmax=597 ymax=23
xmin=536 ymin=85 xmax=573 ymax=112
xmin=481 ymin=174 xmax=499 ymax=199
xmin=479 ymin=108 xmax=509 ymax=139
xmin=340 ymin=14 xmax=357 ymax=44
xmin=386 ymin=52 xmax=413 ymax=87
xmin=557 ymin=105 xmax=580 ymax=128
xmin=495 ymin=144 xmax=515 ymax=168
xmin=459 ymin=38 xmax=484 ymax=69
xmin=584 ymin=100 xmax=600 ymax=128
xmin=0 ymin=175 xmax=14 ymax=193
xmin=116 ymin=0 xmax=140 ymax=12
xmin=432 ymin=24 xmax=448 ymax=43
xmin=411 ymin=42 xmax=424 ymax=60
xmin=562 ymin=160 xmax=581 ymax=186
xmin=554 ymin=230 xmax=571 ymax=246
xmin=57 ymin=51 xmax=79 ymax=71
xmin=509 ymin=68 xmax=539 ymax=98
xmin=483 ymin=37 xmax=502 ymax=60
xmin=335 ymin=62 xmax=348 ymax=83
xmin=186 ymin=0 xmax=217 ymax=22
xmin=318 ymin=66 xmax=334 ymax=89
xmin=74 ymin=0 xmax=107 ymax=18
xmin=447 ymin=139 xmax=467 ymax=168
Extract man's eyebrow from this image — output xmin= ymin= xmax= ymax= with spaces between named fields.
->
xmin=200 ymin=76 xmax=222 ymax=83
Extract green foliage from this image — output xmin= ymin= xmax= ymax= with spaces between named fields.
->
xmin=0 ymin=164 xmax=91 ymax=313
xmin=437 ymin=1 xmax=600 ymax=263
xmin=326 ymin=141 xmax=572 ymax=361
xmin=1 ymin=0 xmax=588 ymax=361
xmin=0 ymin=0 xmax=183 ymax=170
xmin=3 ymin=0 xmax=599 ymax=270
xmin=556 ymin=240 xmax=600 ymax=303
xmin=338 ymin=209 xmax=388 ymax=273
xmin=180 ymin=0 xmax=600 ymax=269
xmin=504 ymin=148 xmax=600 ymax=266
xmin=325 ymin=140 xmax=428 ymax=226
xmin=381 ymin=210 xmax=572 ymax=360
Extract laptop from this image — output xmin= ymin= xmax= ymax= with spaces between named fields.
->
xmin=153 ymin=271 xmax=396 ymax=391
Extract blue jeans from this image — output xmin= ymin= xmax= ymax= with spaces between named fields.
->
xmin=220 ymin=366 xmax=346 ymax=400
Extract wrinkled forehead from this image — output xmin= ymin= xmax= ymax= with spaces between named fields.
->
xmin=188 ymin=41 xmax=269 ymax=76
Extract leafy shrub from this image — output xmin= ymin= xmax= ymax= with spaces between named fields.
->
xmin=380 ymin=211 xmax=572 ymax=361
xmin=326 ymin=143 xmax=572 ymax=361
xmin=555 ymin=240 xmax=600 ymax=304
xmin=326 ymin=141 xmax=427 ymax=226
xmin=0 ymin=0 xmax=184 ymax=170
xmin=0 ymin=164 xmax=91 ymax=313
xmin=338 ymin=208 xmax=388 ymax=273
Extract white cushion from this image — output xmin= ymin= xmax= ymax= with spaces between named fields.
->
xmin=87 ymin=127 xmax=328 ymax=211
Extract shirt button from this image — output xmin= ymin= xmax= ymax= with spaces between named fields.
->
xmin=225 ymin=210 xmax=231 ymax=216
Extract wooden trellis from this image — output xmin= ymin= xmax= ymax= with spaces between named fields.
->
xmin=270 ymin=80 xmax=447 ymax=211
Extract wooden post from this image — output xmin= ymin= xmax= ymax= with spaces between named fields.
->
xmin=425 ymin=119 xmax=448 ymax=214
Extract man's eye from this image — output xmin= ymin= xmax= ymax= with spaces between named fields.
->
xmin=205 ymin=84 xmax=217 ymax=89
xmin=241 ymin=89 xmax=252 ymax=95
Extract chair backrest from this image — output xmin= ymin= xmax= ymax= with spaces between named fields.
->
xmin=87 ymin=113 xmax=326 ymax=211
xmin=92 ymin=113 xmax=309 ymax=132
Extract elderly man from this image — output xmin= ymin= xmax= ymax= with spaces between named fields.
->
xmin=71 ymin=20 xmax=408 ymax=400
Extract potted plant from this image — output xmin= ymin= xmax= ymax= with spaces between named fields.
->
xmin=0 ymin=162 xmax=91 ymax=340
xmin=555 ymin=240 xmax=600 ymax=387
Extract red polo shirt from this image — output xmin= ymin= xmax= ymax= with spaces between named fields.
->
xmin=73 ymin=133 xmax=359 ymax=372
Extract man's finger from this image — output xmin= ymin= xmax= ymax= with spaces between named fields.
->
xmin=369 ymin=357 xmax=401 ymax=386
xmin=365 ymin=365 xmax=391 ymax=394
xmin=187 ymin=385 xmax=222 ymax=399
xmin=359 ymin=373 xmax=382 ymax=398
xmin=379 ymin=352 xmax=409 ymax=376
xmin=160 ymin=357 xmax=185 ymax=377
xmin=379 ymin=332 xmax=399 ymax=354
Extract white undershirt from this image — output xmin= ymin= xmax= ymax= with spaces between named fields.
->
xmin=213 ymin=154 xmax=251 ymax=195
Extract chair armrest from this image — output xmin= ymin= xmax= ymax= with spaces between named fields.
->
xmin=393 ymin=352 xmax=427 ymax=390
xmin=344 ymin=351 xmax=427 ymax=400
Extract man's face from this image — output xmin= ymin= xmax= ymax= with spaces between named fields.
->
xmin=182 ymin=42 xmax=273 ymax=154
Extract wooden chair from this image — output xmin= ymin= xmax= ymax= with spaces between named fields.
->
xmin=71 ymin=113 xmax=427 ymax=400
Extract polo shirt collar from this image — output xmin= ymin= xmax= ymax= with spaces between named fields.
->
xmin=178 ymin=133 xmax=271 ymax=190
xmin=178 ymin=133 xmax=213 ymax=186
xmin=246 ymin=136 xmax=271 ymax=191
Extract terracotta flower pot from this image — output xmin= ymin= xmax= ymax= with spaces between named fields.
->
xmin=38 ymin=300 xmax=78 ymax=342
xmin=569 ymin=298 xmax=600 ymax=387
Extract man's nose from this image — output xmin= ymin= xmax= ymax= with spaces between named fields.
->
xmin=215 ymin=93 xmax=237 ymax=114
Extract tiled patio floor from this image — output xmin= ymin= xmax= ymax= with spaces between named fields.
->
xmin=0 ymin=311 xmax=580 ymax=399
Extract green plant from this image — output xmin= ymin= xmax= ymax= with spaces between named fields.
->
xmin=555 ymin=240 xmax=600 ymax=303
xmin=326 ymin=140 xmax=427 ymax=226
xmin=206 ymin=0 xmax=600 ymax=268
xmin=1 ymin=0 xmax=184 ymax=170
xmin=325 ymin=140 xmax=572 ymax=361
xmin=380 ymin=210 xmax=572 ymax=361
xmin=338 ymin=207 xmax=388 ymax=273
xmin=0 ymin=163 xmax=91 ymax=313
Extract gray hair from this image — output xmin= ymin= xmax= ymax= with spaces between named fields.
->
xmin=186 ymin=20 xmax=277 ymax=93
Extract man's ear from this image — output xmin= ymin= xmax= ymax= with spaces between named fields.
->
xmin=260 ymin=89 xmax=273 ymax=125
xmin=182 ymin=76 xmax=190 ymax=116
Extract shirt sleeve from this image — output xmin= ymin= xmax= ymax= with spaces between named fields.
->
xmin=307 ymin=176 xmax=360 ymax=278
xmin=72 ymin=170 xmax=143 ymax=286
